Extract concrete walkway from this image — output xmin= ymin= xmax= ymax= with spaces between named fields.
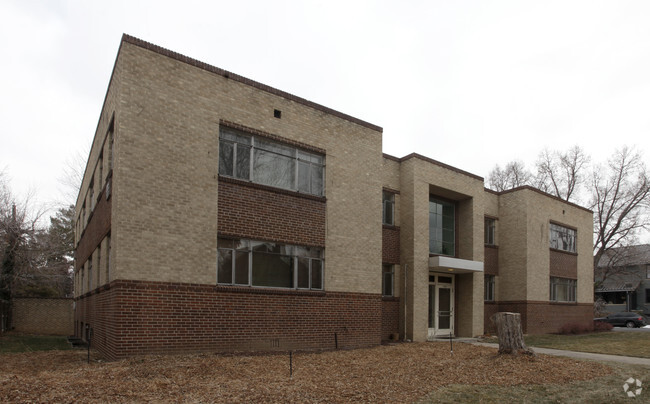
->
xmin=469 ymin=341 xmax=650 ymax=366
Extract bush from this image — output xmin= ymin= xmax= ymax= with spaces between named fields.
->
xmin=559 ymin=322 xmax=593 ymax=335
xmin=593 ymin=321 xmax=614 ymax=332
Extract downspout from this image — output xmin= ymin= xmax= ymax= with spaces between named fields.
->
xmin=403 ymin=264 xmax=407 ymax=342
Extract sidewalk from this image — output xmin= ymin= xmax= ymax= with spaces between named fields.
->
xmin=469 ymin=341 xmax=650 ymax=366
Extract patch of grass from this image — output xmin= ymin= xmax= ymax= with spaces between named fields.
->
xmin=523 ymin=332 xmax=650 ymax=359
xmin=420 ymin=362 xmax=650 ymax=404
xmin=0 ymin=334 xmax=72 ymax=353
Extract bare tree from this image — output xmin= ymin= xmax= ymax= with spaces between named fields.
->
xmin=591 ymin=147 xmax=650 ymax=274
xmin=59 ymin=147 xmax=89 ymax=206
xmin=487 ymin=161 xmax=532 ymax=192
xmin=1 ymin=172 xmax=43 ymax=328
xmin=535 ymin=146 xmax=590 ymax=202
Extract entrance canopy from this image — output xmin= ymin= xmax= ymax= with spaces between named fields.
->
xmin=429 ymin=256 xmax=483 ymax=274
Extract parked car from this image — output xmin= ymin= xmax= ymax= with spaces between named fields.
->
xmin=594 ymin=312 xmax=647 ymax=328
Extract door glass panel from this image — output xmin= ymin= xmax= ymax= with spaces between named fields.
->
xmin=438 ymin=287 xmax=451 ymax=330
xmin=428 ymin=285 xmax=435 ymax=328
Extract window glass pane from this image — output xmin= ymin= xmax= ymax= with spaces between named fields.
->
xmin=311 ymin=259 xmax=323 ymax=289
xmin=383 ymin=272 xmax=393 ymax=296
xmin=220 ymin=128 xmax=251 ymax=144
xmin=311 ymin=164 xmax=323 ymax=196
xmin=253 ymin=149 xmax=295 ymax=189
xmin=256 ymin=138 xmax=294 ymax=157
xmin=235 ymin=144 xmax=251 ymax=180
xmin=252 ymin=252 xmax=293 ymax=288
xmin=217 ymin=249 xmax=232 ymax=284
xmin=297 ymin=258 xmax=310 ymax=289
xmin=219 ymin=141 xmax=233 ymax=176
xmin=218 ymin=238 xmax=233 ymax=249
xmin=438 ymin=276 xmax=453 ymax=284
xmin=298 ymin=161 xmax=310 ymax=193
xmin=234 ymin=239 xmax=249 ymax=250
xmin=234 ymin=251 xmax=249 ymax=285
xmin=383 ymin=200 xmax=393 ymax=225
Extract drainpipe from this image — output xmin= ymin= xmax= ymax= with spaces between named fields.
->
xmin=403 ymin=264 xmax=407 ymax=342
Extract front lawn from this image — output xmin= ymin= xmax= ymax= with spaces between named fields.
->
xmin=0 ymin=342 xmax=614 ymax=403
xmin=524 ymin=332 xmax=650 ymax=358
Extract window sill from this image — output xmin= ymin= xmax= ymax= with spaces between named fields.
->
xmin=549 ymin=248 xmax=578 ymax=256
xmin=382 ymin=224 xmax=400 ymax=230
xmin=218 ymin=175 xmax=327 ymax=202
xmin=215 ymin=284 xmax=326 ymax=297
xmin=550 ymin=301 xmax=578 ymax=305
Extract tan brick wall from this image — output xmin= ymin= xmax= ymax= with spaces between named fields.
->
xmin=399 ymin=156 xmax=486 ymax=340
xmin=81 ymin=40 xmax=384 ymax=295
xmin=496 ymin=187 xmax=593 ymax=304
xmin=12 ymin=298 xmax=73 ymax=335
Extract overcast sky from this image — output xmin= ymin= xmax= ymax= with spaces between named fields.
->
xmin=1 ymin=1 xmax=649 ymax=219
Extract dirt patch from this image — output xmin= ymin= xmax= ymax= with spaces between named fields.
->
xmin=0 ymin=342 xmax=612 ymax=403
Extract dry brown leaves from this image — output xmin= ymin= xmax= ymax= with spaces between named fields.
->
xmin=0 ymin=342 xmax=612 ymax=403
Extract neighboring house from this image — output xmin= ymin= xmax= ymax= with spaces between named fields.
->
xmin=595 ymin=244 xmax=650 ymax=314
xmin=74 ymin=35 xmax=594 ymax=360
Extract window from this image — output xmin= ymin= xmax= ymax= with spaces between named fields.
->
xmin=96 ymin=244 xmax=101 ymax=285
xmin=484 ymin=218 xmax=496 ymax=245
xmin=382 ymin=191 xmax=395 ymax=225
xmin=550 ymin=277 xmax=576 ymax=302
xmin=382 ymin=264 xmax=394 ymax=296
xmin=550 ymin=223 xmax=576 ymax=253
xmin=87 ymin=259 xmax=92 ymax=292
xmin=484 ymin=275 xmax=495 ymax=301
xmin=646 ymin=289 xmax=650 ymax=304
xmin=217 ymin=238 xmax=323 ymax=290
xmin=106 ymin=234 xmax=111 ymax=282
xmin=429 ymin=196 xmax=455 ymax=256
xmin=219 ymin=127 xmax=325 ymax=196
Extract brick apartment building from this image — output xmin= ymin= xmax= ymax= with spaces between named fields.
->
xmin=74 ymin=35 xmax=594 ymax=359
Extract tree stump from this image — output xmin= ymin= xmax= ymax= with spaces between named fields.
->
xmin=492 ymin=312 xmax=535 ymax=356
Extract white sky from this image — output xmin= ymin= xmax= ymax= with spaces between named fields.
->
xmin=1 ymin=1 xmax=649 ymax=219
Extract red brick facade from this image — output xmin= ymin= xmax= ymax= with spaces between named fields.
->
xmin=382 ymin=226 xmax=400 ymax=264
xmin=484 ymin=246 xmax=498 ymax=275
xmin=217 ymin=178 xmax=326 ymax=247
xmin=381 ymin=297 xmax=400 ymax=340
xmin=495 ymin=301 xmax=592 ymax=334
xmin=75 ymin=280 xmax=382 ymax=360
xmin=550 ymin=249 xmax=578 ymax=278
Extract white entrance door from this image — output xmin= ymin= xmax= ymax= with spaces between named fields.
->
xmin=427 ymin=274 xmax=455 ymax=338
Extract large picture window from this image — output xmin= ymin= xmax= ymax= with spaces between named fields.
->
xmin=550 ymin=277 xmax=577 ymax=302
xmin=550 ymin=223 xmax=576 ymax=253
xmin=217 ymin=238 xmax=323 ymax=290
xmin=429 ymin=196 xmax=455 ymax=256
xmin=219 ymin=127 xmax=324 ymax=196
